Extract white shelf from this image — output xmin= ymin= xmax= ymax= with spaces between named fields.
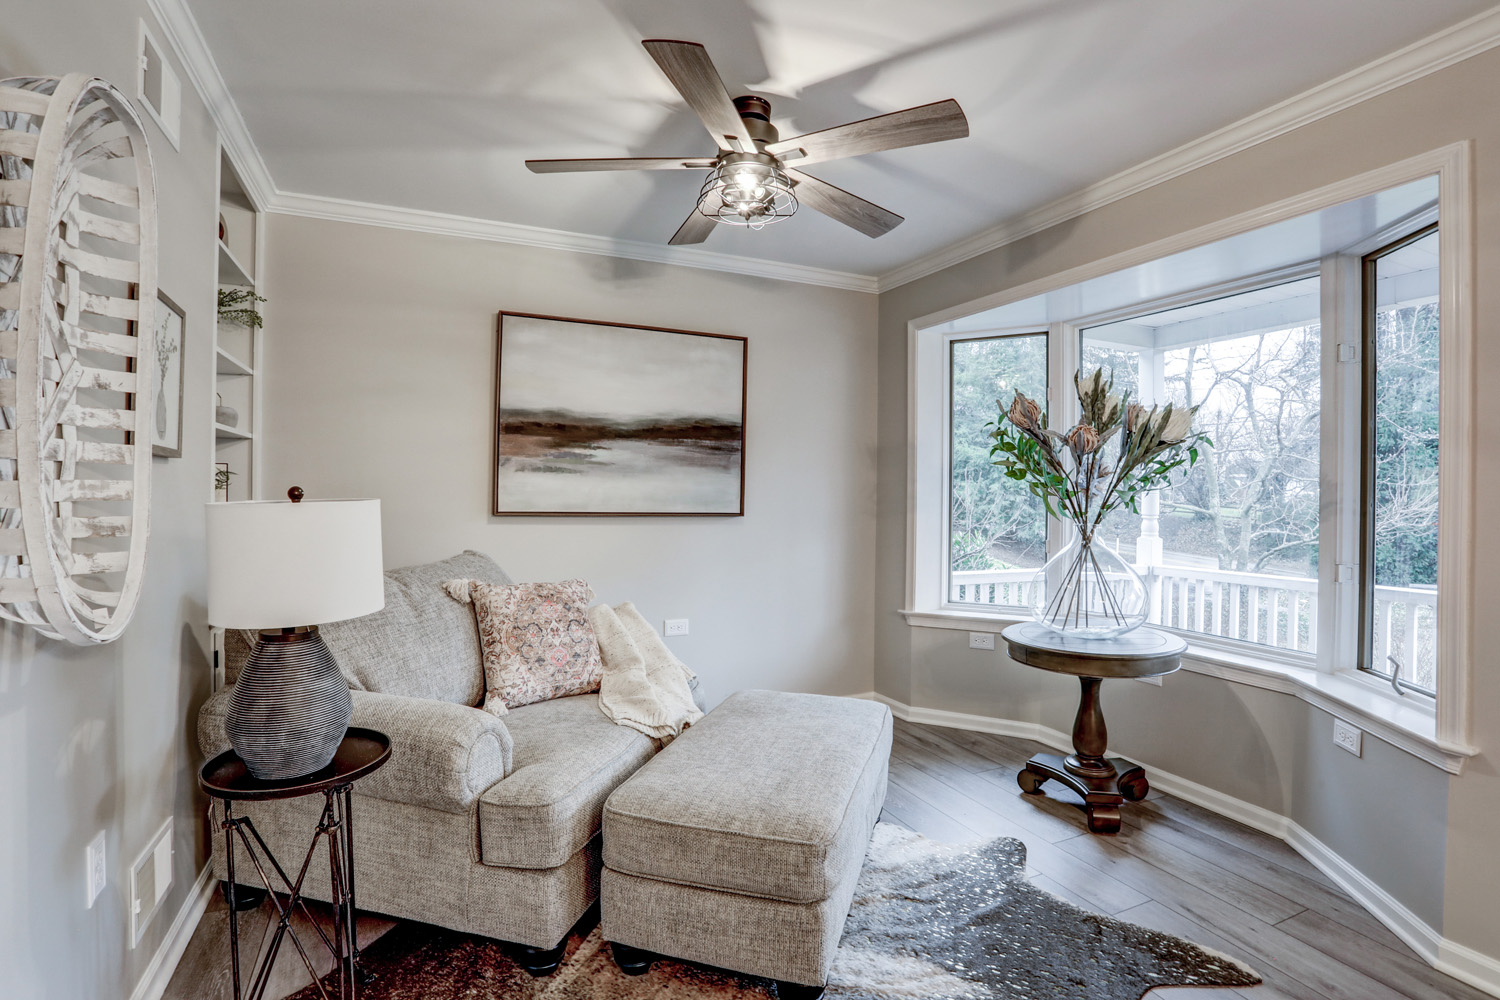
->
xmin=217 ymin=239 xmax=253 ymax=287
xmin=214 ymin=423 xmax=252 ymax=442
xmin=215 ymin=346 xmax=253 ymax=376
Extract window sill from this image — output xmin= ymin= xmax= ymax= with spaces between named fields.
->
xmin=901 ymin=607 xmax=1478 ymax=774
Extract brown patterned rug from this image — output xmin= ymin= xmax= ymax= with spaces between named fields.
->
xmin=291 ymin=824 xmax=1259 ymax=999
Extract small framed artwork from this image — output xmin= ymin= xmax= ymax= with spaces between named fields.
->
xmin=150 ymin=289 xmax=185 ymax=458
xmin=493 ymin=312 xmax=746 ymax=516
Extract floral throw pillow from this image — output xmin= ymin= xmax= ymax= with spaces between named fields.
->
xmin=444 ymin=578 xmax=603 ymax=716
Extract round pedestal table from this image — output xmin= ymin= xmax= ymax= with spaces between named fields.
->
xmin=1000 ymin=622 xmax=1186 ymax=834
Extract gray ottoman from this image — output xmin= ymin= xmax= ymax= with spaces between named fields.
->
xmin=600 ymin=690 xmax=892 ymax=997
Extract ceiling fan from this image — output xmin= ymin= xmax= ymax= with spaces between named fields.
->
xmin=525 ymin=39 xmax=970 ymax=245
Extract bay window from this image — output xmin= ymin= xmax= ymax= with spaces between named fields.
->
xmin=908 ymin=151 xmax=1474 ymax=768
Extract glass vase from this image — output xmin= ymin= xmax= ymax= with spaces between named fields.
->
xmin=1029 ymin=534 xmax=1148 ymax=638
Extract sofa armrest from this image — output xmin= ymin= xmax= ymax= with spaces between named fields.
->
xmin=198 ymin=688 xmax=513 ymax=813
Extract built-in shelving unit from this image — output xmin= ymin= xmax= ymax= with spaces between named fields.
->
xmin=213 ymin=150 xmax=263 ymax=502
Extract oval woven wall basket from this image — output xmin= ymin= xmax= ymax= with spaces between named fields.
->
xmin=0 ymin=74 xmax=157 ymax=644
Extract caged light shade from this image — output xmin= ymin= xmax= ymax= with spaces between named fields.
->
xmin=206 ymin=497 xmax=384 ymax=629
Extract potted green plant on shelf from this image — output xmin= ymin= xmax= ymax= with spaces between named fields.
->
xmin=217 ymin=288 xmax=266 ymax=328
xmin=214 ymin=464 xmax=234 ymax=503
xmin=988 ymin=368 xmax=1211 ymax=637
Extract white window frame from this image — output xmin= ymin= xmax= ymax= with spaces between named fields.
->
xmin=903 ymin=143 xmax=1477 ymax=773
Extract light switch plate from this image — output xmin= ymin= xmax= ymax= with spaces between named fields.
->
xmin=86 ymin=830 xmax=106 ymax=908
xmin=968 ymin=632 xmax=995 ymax=650
xmin=663 ymin=619 xmax=688 ymax=637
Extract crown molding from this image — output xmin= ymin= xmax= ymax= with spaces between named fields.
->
xmin=143 ymin=0 xmax=276 ymax=209
xmin=266 ymin=190 xmax=881 ymax=292
xmin=875 ymin=4 xmax=1500 ymax=291
xmin=142 ymin=0 xmax=1500 ymax=298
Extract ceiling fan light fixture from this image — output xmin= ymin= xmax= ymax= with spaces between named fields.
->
xmin=698 ymin=154 xmax=797 ymax=230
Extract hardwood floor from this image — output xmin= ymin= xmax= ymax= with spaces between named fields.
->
xmin=166 ymin=717 xmax=1483 ymax=1000
xmin=882 ymin=718 xmax=1484 ymax=1000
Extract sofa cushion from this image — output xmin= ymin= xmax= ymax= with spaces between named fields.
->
xmin=319 ymin=550 xmax=511 ymax=705
xmin=478 ymin=693 xmax=657 ymax=870
xmin=453 ymin=578 xmax=603 ymax=716
xmin=602 ymin=690 xmax=892 ymax=904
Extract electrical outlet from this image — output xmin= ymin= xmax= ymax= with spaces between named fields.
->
xmin=1333 ymin=719 xmax=1363 ymax=757
xmin=663 ymin=619 xmax=688 ymax=637
xmin=968 ymin=632 xmax=995 ymax=650
xmin=86 ymin=831 xmax=106 ymax=908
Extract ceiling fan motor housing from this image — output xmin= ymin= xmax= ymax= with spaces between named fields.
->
xmin=731 ymin=95 xmax=779 ymax=148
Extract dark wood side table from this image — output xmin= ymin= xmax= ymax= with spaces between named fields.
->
xmin=199 ymin=728 xmax=391 ymax=1000
xmin=1001 ymin=623 xmax=1185 ymax=835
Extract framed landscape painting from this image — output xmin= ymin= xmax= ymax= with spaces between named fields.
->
xmin=493 ymin=312 xmax=746 ymax=516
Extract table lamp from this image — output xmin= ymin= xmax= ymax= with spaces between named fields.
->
xmin=206 ymin=487 xmax=384 ymax=780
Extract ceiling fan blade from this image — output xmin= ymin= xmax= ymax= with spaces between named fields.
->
xmin=787 ymin=169 xmax=903 ymax=238
xmin=642 ymin=40 xmax=755 ymax=154
xmin=526 ymin=157 xmax=716 ymax=173
xmin=668 ymin=205 xmax=717 ymax=245
xmin=768 ymin=99 xmax=968 ymax=167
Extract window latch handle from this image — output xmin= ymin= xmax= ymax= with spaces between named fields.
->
xmin=1387 ymin=656 xmax=1406 ymax=697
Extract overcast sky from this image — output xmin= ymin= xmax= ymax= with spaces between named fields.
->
xmin=499 ymin=315 xmax=744 ymax=423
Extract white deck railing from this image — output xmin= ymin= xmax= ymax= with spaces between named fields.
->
xmin=950 ymin=566 xmax=1437 ymax=689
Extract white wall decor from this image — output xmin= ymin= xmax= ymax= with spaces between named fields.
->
xmin=0 ymin=75 xmax=157 ymax=643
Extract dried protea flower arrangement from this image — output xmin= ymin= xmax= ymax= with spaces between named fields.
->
xmin=989 ymin=368 xmax=1211 ymax=636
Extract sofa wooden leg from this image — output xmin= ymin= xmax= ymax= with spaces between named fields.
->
xmin=609 ymin=942 xmax=655 ymax=975
xmin=775 ymin=981 xmax=826 ymax=999
xmin=517 ymin=940 xmax=567 ymax=977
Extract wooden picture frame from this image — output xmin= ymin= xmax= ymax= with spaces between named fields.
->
xmin=493 ymin=312 xmax=746 ymax=516
xmin=150 ymin=289 xmax=185 ymax=458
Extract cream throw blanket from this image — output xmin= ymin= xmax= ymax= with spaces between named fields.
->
xmin=586 ymin=602 xmax=703 ymax=741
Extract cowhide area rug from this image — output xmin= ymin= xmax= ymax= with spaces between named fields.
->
xmin=291 ymin=824 xmax=1260 ymax=1000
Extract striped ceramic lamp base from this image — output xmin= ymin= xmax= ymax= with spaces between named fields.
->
xmin=226 ymin=627 xmax=353 ymax=780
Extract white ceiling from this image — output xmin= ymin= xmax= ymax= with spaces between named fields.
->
xmin=184 ymin=0 xmax=1496 ymax=279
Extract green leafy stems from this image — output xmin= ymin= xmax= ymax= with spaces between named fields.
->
xmin=217 ymin=287 xmax=266 ymax=329
xmin=988 ymin=368 xmax=1212 ymax=543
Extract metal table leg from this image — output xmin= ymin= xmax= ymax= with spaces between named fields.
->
xmin=217 ymin=786 xmax=364 ymax=1000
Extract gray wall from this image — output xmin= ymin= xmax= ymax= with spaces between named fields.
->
xmin=260 ymin=215 xmax=879 ymax=707
xmin=876 ymin=48 xmax=1500 ymax=953
xmin=0 ymin=3 xmax=221 ymax=997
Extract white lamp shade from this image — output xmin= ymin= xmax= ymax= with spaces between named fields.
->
xmin=206 ymin=499 xmax=384 ymax=629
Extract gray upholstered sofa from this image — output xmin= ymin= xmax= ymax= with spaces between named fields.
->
xmin=197 ymin=550 xmax=692 ymax=972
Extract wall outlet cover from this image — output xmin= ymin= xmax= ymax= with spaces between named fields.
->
xmin=1333 ymin=718 xmax=1363 ymax=757
xmin=86 ymin=830 xmax=106 ymax=908
xmin=663 ymin=619 xmax=689 ymax=637
xmin=968 ymin=632 xmax=996 ymax=650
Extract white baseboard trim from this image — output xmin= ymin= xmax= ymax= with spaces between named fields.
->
xmin=1439 ymin=938 xmax=1500 ymax=998
xmin=129 ymin=864 xmax=216 ymax=1000
xmin=869 ymin=693 xmax=1500 ymax=998
xmin=1283 ymin=823 xmax=1441 ymax=962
